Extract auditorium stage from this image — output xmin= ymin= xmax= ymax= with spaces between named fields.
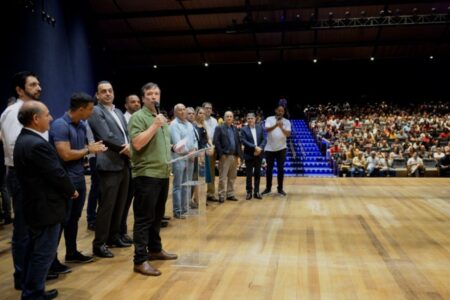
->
xmin=1 ymin=178 xmax=449 ymax=299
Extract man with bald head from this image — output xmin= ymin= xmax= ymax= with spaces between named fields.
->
xmin=262 ymin=105 xmax=291 ymax=196
xmin=169 ymin=103 xmax=198 ymax=218
xmin=213 ymin=111 xmax=242 ymax=202
xmin=15 ymin=100 xmax=77 ymax=299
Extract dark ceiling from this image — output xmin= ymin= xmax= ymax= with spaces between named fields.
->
xmin=89 ymin=0 xmax=450 ymax=68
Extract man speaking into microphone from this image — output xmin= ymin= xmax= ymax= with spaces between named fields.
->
xmin=128 ymin=82 xmax=177 ymax=276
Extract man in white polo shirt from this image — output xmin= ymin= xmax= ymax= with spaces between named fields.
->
xmin=262 ymin=106 xmax=291 ymax=196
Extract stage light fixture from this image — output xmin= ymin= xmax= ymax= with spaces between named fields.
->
xmin=370 ymin=57 xmax=375 ymax=61
xmin=257 ymin=61 xmax=262 ymax=65
xmin=429 ymin=56 xmax=434 ymax=60
xmin=204 ymin=62 xmax=209 ymax=67
xmin=153 ymin=65 xmax=158 ymax=69
xmin=313 ymin=58 xmax=318 ymax=63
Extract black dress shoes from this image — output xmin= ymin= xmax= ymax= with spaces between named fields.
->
xmin=207 ymin=195 xmax=219 ymax=202
xmin=93 ymin=245 xmax=114 ymax=258
xmin=218 ymin=196 xmax=225 ymax=203
xmin=107 ymin=237 xmax=132 ymax=248
xmin=254 ymin=193 xmax=262 ymax=199
xmin=261 ymin=189 xmax=271 ymax=196
xmin=161 ymin=220 xmax=169 ymax=227
xmin=44 ymin=289 xmax=58 ymax=299
xmin=246 ymin=193 xmax=252 ymax=200
xmin=226 ymin=196 xmax=238 ymax=201
xmin=162 ymin=216 xmax=171 ymax=221
xmin=148 ymin=249 xmax=178 ymax=261
xmin=120 ymin=234 xmax=133 ymax=244
xmin=87 ymin=223 xmax=95 ymax=231
xmin=278 ymin=190 xmax=287 ymax=196
xmin=46 ymin=272 xmax=59 ymax=281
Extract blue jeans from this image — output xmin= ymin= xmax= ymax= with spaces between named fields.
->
xmin=22 ymin=224 xmax=60 ymax=300
xmin=172 ymin=159 xmax=194 ymax=216
xmin=7 ymin=168 xmax=29 ymax=288
xmin=64 ymin=180 xmax=86 ymax=254
xmin=86 ymin=157 xmax=100 ymax=225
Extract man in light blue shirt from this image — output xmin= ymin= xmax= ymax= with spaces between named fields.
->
xmin=169 ymin=103 xmax=198 ymax=218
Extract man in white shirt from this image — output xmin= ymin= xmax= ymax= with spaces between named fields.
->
xmin=120 ymin=94 xmax=141 ymax=243
xmin=0 ymin=71 xmax=43 ymax=289
xmin=124 ymin=94 xmax=141 ymax=124
xmin=407 ymin=151 xmax=424 ymax=177
xmin=202 ymin=102 xmax=218 ymax=201
xmin=262 ymin=106 xmax=291 ymax=196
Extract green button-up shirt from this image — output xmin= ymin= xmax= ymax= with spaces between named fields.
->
xmin=129 ymin=106 xmax=171 ymax=178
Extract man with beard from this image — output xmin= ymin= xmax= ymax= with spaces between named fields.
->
xmin=0 ymin=71 xmax=49 ymax=290
xmin=261 ymin=106 xmax=291 ymax=196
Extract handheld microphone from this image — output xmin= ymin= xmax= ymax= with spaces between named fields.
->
xmin=155 ymin=101 xmax=160 ymax=115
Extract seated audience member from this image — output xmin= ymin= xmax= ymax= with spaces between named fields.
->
xmin=378 ymin=152 xmax=396 ymax=177
xmin=407 ymin=151 xmax=424 ymax=177
xmin=351 ymin=152 xmax=366 ymax=177
xmin=366 ymin=151 xmax=380 ymax=176
xmin=438 ymin=146 xmax=450 ymax=176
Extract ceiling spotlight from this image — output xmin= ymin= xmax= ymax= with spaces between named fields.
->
xmin=313 ymin=58 xmax=318 ymax=63
xmin=204 ymin=62 xmax=209 ymax=67
xmin=344 ymin=11 xmax=350 ymax=18
xmin=328 ymin=12 xmax=334 ymax=19
xmin=295 ymin=14 xmax=301 ymax=20
xmin=153 ymin=65 xmax=157 ymax=69
xmin=257 ymin=61 xmax=262 ymax=65
xmin=379 ymin=10 xmax=385 ymax=16
xmin=429 ymin=55 xmax=434 ymax=60
xmin=361 ymin=10 xmax=366 ymax=17
xmin=370 ymin=57 xmax=375 ymax=61
xmin=431 ymin=7 xmax=437 ymax=14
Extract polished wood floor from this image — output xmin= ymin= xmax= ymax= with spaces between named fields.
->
xmin=1 ymin=178 xmax=450 ymax=300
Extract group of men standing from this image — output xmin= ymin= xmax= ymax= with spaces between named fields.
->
xmin=204 ymin=105 xmax=292 ymax=203
xmin=0 ymin=72 xmax=177 ymax=299
xmin=0 ymin=70 xmax=292 ymax=299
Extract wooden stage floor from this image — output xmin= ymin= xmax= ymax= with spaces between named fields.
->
xmin=1 ymin=178 xmax=449 ymax=299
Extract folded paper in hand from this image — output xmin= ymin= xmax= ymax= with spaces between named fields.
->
xmin=174 ymin=137 xmax=187 ymax=153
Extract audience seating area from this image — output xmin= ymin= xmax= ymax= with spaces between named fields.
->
xmin=307 ymin=101 xmax=450 ymax=177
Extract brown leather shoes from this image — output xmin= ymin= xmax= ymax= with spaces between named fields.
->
xmin=134 ymin=261 xmax=161 ymax=276
xmin=148 ymin=249 xmax=178 ymax=261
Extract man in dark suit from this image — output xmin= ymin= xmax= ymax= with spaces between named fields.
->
xmin=213 ymin=111 xmax=242 ymax=202
xmin=240 ymin=113 xmax=267 ymax=200
xmin=88 ymin=81 xmax=131 ymax=258
xmin=14 ymin=100 xmax=77 ymax=299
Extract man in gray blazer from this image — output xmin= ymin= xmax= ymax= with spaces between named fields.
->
xmin=88 ymin=81 xmax=131 ymax=258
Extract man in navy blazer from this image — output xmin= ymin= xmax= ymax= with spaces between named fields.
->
xmin=88 ymin=81 xmax=131 ymax=258
xmin=14 ymin=101 xmax=77 ymax=299
xmin=240 ymin=113 xmax=267 ymax=200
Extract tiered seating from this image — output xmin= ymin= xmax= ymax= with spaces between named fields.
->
xmin=275 ymin=120 xmax=333 ymax=177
